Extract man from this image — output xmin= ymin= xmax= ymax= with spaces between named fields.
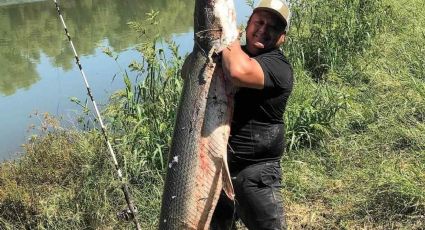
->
xmin=211 ymin=0 xmax=293 ymax=229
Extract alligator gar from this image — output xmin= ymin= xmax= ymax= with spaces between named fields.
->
xmin=159 ymin=0 xmax=238 ymax=229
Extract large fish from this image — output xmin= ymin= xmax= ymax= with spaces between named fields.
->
xmin=159 ymin=0 xmax=238 ymax=229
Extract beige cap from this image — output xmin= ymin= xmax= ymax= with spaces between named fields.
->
xmin=254 ymin=0 xmax=291 ymax=32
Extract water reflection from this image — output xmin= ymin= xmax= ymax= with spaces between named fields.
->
xmin=0 ymin=0 xmax=194 ymax=95
xmin=0 ymin=48 xmax=39 ymax=95
xmin=0 ymin=0 xmax=253 ymax=160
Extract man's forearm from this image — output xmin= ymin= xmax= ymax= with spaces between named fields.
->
xmin=222 ymin=41 xmax=265 ymax=89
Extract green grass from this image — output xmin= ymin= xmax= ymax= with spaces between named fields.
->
xmin=1 ymin=0 xmax=425 ymax=229
xmin=280 ymin=0 xmax=425 ymax=228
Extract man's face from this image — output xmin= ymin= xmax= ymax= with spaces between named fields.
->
xmin=245 ymin=10 xmax=286 ymax=55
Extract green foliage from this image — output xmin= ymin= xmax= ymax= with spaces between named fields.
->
xmin=285 ymin=72 xmax=348 ymax=150
xmin=0 ymin=117 xmax=163 ymax=229
xmin=364 ymin=173 xmax=425 ymax=222
xmin=281 ymin=0 xmax=425 ymax=228
xmin=1 ymin=8 xmax=183 ymax=229
xmin=106 ymin=16 xmax=184 ymax=178
xmin=245 ymin=0 xmax=255 ymax=9
xmin=286 ymin=0 xmax=391 ymax=81
xmin=1 ymin=118 xmax=113 ymax=229
xmin=281 ymin=0 xmax=392 ymax=150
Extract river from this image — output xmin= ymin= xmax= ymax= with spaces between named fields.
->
xmin=0 ymin=0 xmax=253 ymax=161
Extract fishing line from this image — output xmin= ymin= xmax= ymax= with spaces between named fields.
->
xmin=52 ymin=1 xmax=141 ymax=229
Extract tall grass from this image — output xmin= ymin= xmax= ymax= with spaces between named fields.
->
xmin=0 ymin=13 xmax=183 ymax=229
xmin=106 ymin=40 xmax=183 ymax=172
xmin=282 ymin=0 xmax=391 ymax=151
xmin=286 ymin=0 xmax=390 ymax=81
xmin=282 ymin=0 xmax=425 ymax=228
xmin=284 ymin=75 xmax=348 ymax=150
xmin=114 ymin=13 xmax=182 ymax=168
xmin=0 ymin=116 xmax=123 ymax=229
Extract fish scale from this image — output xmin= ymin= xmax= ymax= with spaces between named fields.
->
xmin=159 ymin=0 xmax=238 ymax=229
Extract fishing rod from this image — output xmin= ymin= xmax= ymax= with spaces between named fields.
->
xmin=52 ymin=1 xmax=141 ymax=229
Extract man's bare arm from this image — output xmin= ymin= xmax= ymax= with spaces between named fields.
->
xmin=222 ymin=41 xmax=264 ymax=89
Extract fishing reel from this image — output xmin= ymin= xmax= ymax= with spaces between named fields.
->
xmin=117 ymin=206 xmax=138 ymax=221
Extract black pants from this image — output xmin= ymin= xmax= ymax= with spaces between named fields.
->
xmin=210 ymin=161 xmax=287 ymax=230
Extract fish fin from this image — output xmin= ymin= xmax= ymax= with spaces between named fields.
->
xmin=221 ymin=157 xmax=234 ymax=200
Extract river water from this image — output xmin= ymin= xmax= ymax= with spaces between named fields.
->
xmin=0 ymin=0 xmax=253 ymax=161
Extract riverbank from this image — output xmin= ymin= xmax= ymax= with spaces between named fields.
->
xmin=1 ymin=0 xmax=424 ymax=229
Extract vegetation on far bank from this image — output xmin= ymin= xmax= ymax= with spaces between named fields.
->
xmin=1 ymin=0 xmax=424 ymax=229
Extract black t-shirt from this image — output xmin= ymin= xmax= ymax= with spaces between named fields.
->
xmin=228 ymin=47 xmax=293 ymax=170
